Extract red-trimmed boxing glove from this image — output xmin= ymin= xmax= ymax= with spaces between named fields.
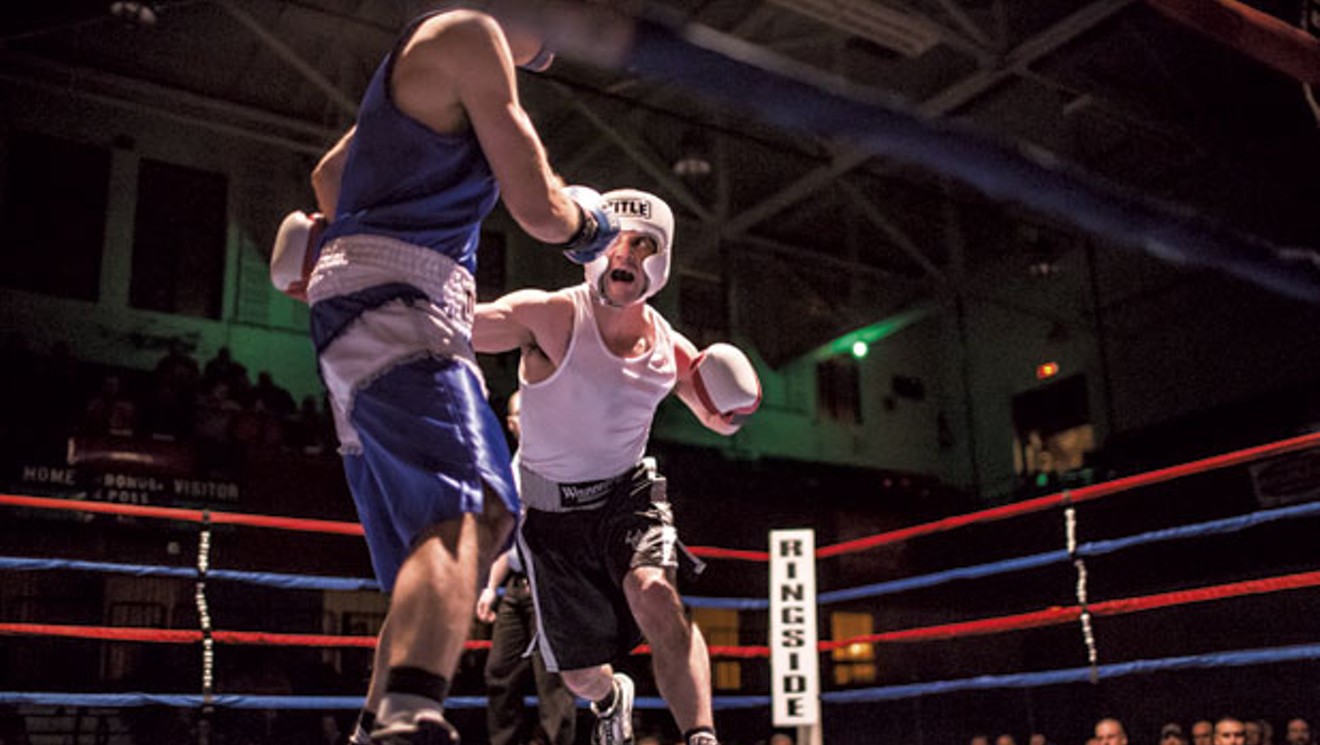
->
xmin=270 ymin=210 xmax=327 ymax=302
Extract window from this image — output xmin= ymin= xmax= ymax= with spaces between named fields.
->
xmin=1012 ymin=373 xmax=1095 ymax=483
xmin=817 ymin=356 xmax=861 ymax=424
xmin=830 ymin=611 xmax=876 ymax=685
xmin=130 ymin=159 xmax=228 ymax=318
xmin=0 ymin=132 xmax=110 ymax=300
xmin=692 ymin=607 xmax=741 ymax=690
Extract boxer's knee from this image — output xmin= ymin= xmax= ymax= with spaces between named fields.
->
xmin=560 ymin=666 xmax=613 ymax=701
xmin=625 ymin=567 xmax=687 ymax=639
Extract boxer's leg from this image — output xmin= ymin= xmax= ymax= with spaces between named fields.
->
xmin=624 ymin=567 xmax=715 ymax=745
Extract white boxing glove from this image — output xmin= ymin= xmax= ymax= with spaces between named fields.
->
xmin=691 ymin=343 xmax=762 ymax=424
xmin=270 ymin=210 xmax=326 ymax=302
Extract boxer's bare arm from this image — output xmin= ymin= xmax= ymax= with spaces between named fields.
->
xmin=474 ymin=290 xmax=574 ymax=360
xmin=396 ymin=12 xmax=579 ymax=245
xmin=476 ymin=551 xmax=511 ymax=623
xmin=311 ymin=126 xmax=355 ymax=217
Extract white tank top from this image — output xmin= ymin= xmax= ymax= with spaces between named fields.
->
xmin=518 ymin=284 xmax=677 ymax=483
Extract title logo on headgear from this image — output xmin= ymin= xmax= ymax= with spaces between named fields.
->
xmin=605 ymin=198 xmax=651 ymax=219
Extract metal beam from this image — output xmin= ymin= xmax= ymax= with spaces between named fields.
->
xmin=922 ymin=0 xmax=1135 ymax=113
xmin=217 ymin=0 xmax=358 ymax=117
xmin=839 ymin=181 xmax=946 ymax=281
xmin=551 ymin=82 xmax=713 ymax=221
xmin=927 ymin=0 xmax=994 ymax=48
xmin=0 ymin=72 xmax=326 ymax=156
xmin=733 ymin=232 xmax=925 ymax=288
xmin=721 ymin=147 xmax=874 ymax=237
xmin=720 ymin=0 xmax=1134 ymax=237
xmin=0 ymin=51 xmax=338 ymax=145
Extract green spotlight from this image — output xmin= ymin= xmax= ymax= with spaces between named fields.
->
xmin=851 ymin=340 xmax=869 ymax=359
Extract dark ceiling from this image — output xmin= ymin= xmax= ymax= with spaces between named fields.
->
xmin=4 ymin=0 xmax=1319 ymax=364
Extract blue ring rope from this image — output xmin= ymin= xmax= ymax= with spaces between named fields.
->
xmin=0 ymin=557 xmax=380 ymax=592
xmin=4 ymin=641 xmax=1316 ymax=710
xmin=819 ymin=499 xmax=1320 ymax=605
xmin=822 ymin=642 xmax=1320 ymax=703
xmin=3 ymin=501 xmax=1317 ymax=607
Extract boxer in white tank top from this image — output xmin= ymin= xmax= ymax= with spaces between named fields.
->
xmin=475 ymin=190 xmax=746 ymax=745
xmin=515 ymin=282 xmax=676 ymax=487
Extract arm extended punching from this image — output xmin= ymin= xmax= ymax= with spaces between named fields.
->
xmin=404 ymin=13 xmax=581 ymax=244
xmin=473 ymin=289 xmax=575 ymax=354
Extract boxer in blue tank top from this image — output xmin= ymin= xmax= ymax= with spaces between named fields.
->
xmin=304 ymin=4 xmax=619 ymax=743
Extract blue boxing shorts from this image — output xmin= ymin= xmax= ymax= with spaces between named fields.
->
xmin=308 ymin=235 xmax=518 ymax=592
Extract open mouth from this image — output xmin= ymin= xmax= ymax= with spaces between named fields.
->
xmin=609 ymin=268 xmax=636 ymax=283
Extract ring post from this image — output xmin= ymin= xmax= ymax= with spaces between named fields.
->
xmin=769 ymin=529 xmax=822 ymax=745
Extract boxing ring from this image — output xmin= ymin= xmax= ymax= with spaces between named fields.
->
xmin=3 ymin=2 xmax=1320 ymax=742
xmin=3 ymin=430 xmax=1318 ymax=743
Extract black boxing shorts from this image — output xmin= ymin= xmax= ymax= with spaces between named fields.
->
xmin=516 ymin=461 xmax=705 ymax=672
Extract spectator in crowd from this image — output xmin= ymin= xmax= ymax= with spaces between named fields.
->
xmin=1163 ymin=723 xmax=1189 ymax=745
xmin=194 ymin=380 xmax=244 ymax=472
xmin=229 ymin=394 xmax=275 ymax=452
xmin=1028 ymin=733 xmax=1050 ymax=745
xmin=146 ymin=342 xmax=199 ymax=439
xmin=316 ymin=713 xmax=345 ymax=745
xmin=1285 ymin=719 xmax=1312 ymax=745
xmin=290 ymin=395 xmax=332 ymax=455
xmin=155 ymin=340 xmax=200 ymax=391
xmin=1247 ymin=721 xmax=1265 ymax=745
xmin=1217 ymin=718 xmax=1248 ymax=745
xmin=83 ymin=374 xmax=137 ymax=436
xmin=968 ymin=735 xmax=990 ymax=745
xmin=196 ymin=381 xmax=241 ymax=440
xmin=203 ymin=346 xmax=243 ymax=390
xmin=996 ymin=734 xmax=1017 ymax=745
xmin=1194 ymin=721 xmax=1216 ymax=745
xmin=1096 ymin=718 xmax=1129 ymax=745
xmin=254 ymin=370 xmax=297 ymax=419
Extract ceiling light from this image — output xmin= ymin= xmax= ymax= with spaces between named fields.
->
xmin=672 ymin=130 xmax=713 ymax=178
xmin=109 ymin=1 xmax=158 ymax=27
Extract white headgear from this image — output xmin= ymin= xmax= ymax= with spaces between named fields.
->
xmin=584 ymin=189 xmax=674 ymax=305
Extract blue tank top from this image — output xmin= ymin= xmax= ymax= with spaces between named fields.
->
xmin=320 ymin=14 xmax=499 ymax=275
